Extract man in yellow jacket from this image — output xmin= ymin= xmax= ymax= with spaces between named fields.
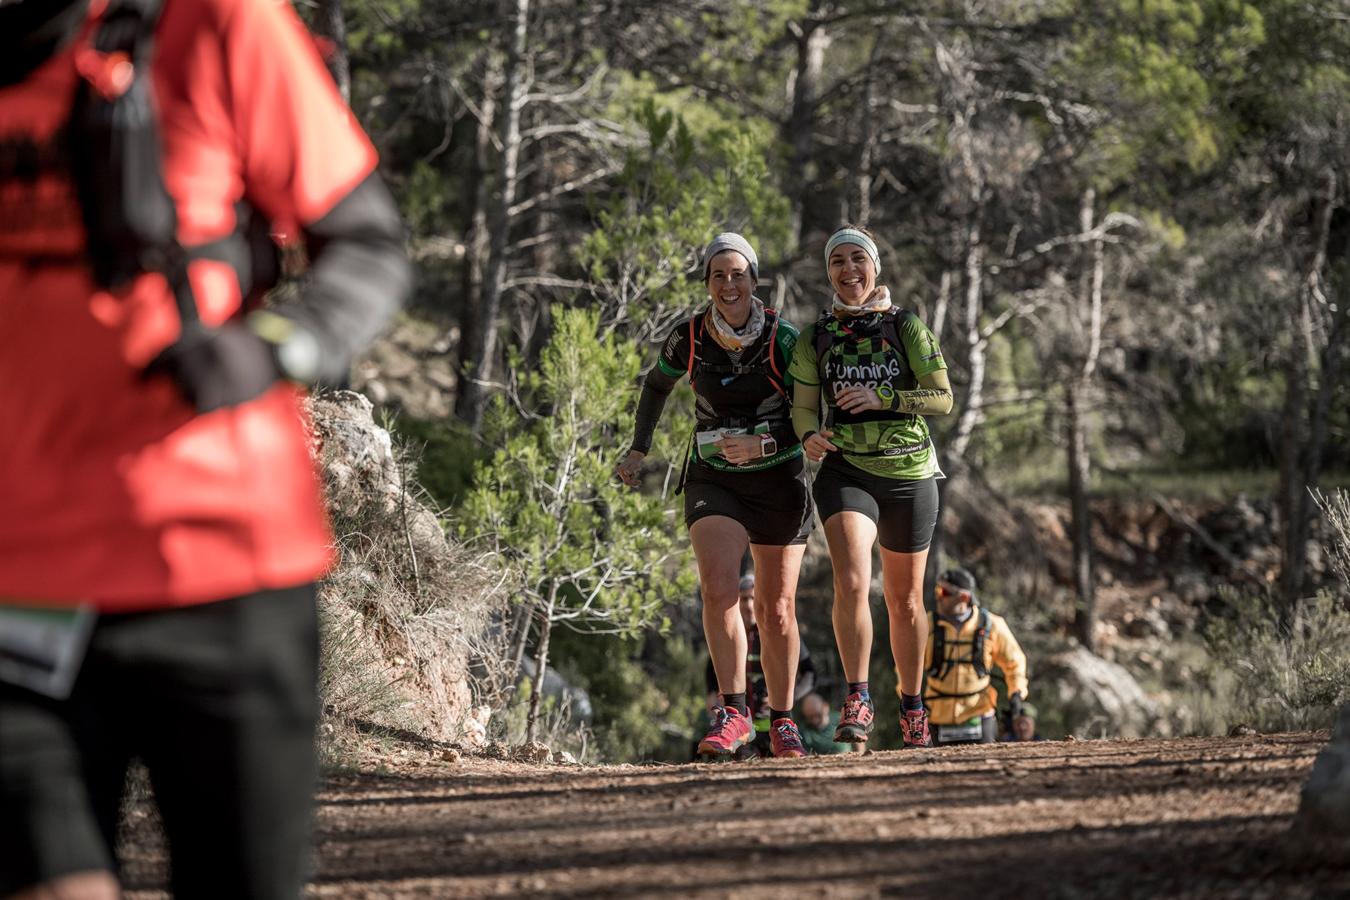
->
xmin=921 ymin=567 xmax=1029 ymax=745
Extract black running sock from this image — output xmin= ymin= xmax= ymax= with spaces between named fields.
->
xmin=770 ymin=709 xmax=792 ymax=724
xmin=901 ymin=692 xmax=924 ymax=714
xmin=721 ymin=692 xmax=749 ymax=717
xmin=848 ymin=681 xmax=871 ymax=702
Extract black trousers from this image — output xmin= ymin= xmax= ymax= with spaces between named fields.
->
xmin=0 ymin=585 xmax=319 ymax=899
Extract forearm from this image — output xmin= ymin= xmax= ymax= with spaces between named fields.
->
xmin=276 ymin=173 xmax=411 ymax=385
xmin=887 ymin=369 xmax=953 ymax=416
xmin=792 ymin=381 xmax=822 ymax=439
xmin=629 ymin=367 xmax=679 ymax=453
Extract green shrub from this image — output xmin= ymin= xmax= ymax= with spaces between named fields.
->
xmin=1204 ymin=589 xmax=1350 ymax=732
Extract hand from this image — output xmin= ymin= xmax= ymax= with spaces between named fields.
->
xmin=835 ymin=385 xmax=883 ymax=413
xmin=714 ymin=434 xmax=764 ymax=465
xmin=802 ymin=429 xmax=838 ymax=462
xmin=1008 ymin=692 xmax=1024 ymax=721
xmin=143 ymin=321 xmax=282 ymax=413
xmin=616 ymin=449 xmax=646 ymax=487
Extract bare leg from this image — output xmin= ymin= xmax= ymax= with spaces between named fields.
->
xmin=690 ymin=516 xmax=751 ymax=698
xmin=8 ymin=872 xmax=120 ymax=900
xmin=880 ymin=544 xmax=930 ymax=696
xmin=822 ymin=511 xmax=879 ymax=683
xmin=748 ymin=542 xmax=806 ymax=711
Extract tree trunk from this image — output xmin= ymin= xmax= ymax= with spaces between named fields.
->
xmin=1070 ymin=187 xmax=1102 ymax=651
xmin=457 ymin=0 xmax=530 ymax=431
xmin=786 ymin=9 xmax=826 ymax=249
xmin=854 ymin=35 xmax=883 ymax=225
xmin=946 ymin=213 xmax=986 ymax=464
xmin=1068 ymin=379 xmax=1096 ymax=650
xmin=313 ymin=0 xmax=349 ymax=102
xmin=455 ymin=52 xmax=499 ymax=401
xmin=525 ymin=582 xmax=557 ymax=744
xmin=1279 ymin=168 xmax=1337 ymax=603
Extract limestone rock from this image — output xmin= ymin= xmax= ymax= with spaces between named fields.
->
xmin=1038 ymin=646 xmax=1155 ymax=738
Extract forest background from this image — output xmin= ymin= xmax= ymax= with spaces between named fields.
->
xmin=300 ymin=0 xmax=1350 ymax=762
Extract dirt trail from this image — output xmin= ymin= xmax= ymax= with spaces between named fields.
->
xmin=118 ymin=733 xmax=1347 ymax=899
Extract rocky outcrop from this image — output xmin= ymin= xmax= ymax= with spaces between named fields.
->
xmin=310 ymin=391 xmax=505 ymax=746
xmin=1294 ymin=703 xmax=1350 ymax=839
xmin=1037 ymin=645 xmax=1156 ymax=738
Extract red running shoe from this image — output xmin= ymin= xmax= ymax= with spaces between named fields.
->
xmin=900 ymin=708 xmax=932 ymax=748
xmin=770 ymin=719 xmax=807 ymax=758
xmin=833 ymin=692 xmax=875 ymax=743
xmin=697 ymin=706 xmax=753 ymax=758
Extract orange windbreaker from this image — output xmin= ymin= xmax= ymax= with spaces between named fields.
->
xmin=0 ymin=0 xmax=378 ymax=610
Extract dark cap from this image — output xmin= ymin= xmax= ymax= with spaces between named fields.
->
xmin=938 ymin=567 xmax=977 ymax=593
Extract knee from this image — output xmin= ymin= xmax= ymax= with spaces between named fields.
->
xmin=884 ymin=586 xmax=924 ymax=615
xmin=833 ymin=573 xmax=871 ymax=602
xmin=699 ymin=576 xmax=738 ymax=611
xmin=754 ymin=596 xmax=796 ymax=638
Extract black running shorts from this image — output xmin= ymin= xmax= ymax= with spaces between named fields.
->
xmin=0 ymin=585 xmax=319 ymax=898
xmin=812 ymin=455 xmax=939 ymax=552
xmin=683 ymin=455 xmax=814 ymax=546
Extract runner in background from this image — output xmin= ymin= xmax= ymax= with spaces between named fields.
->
xmin=924 ymin=567 xmax=1030 ymax=746
xmin=0 ymin=0 xmax=409 ymax=896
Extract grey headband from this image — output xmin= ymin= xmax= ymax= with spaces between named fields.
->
xmin=738 ymin=574 xmax=755 ymax=592
xmin=703 ymin=232 xmax=759 ymax=281
xmin=824 ymin=228 xmax=881 ymax=275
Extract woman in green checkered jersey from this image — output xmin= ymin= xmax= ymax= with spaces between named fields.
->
xmin=789 ymin=225 xmax=954 ymax=750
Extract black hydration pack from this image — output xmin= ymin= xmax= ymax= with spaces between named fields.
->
xmin=6 ymin=0 xmax=282 ymax=325
xmin=69 ymin=0 xmax=278 ymax=320
xmin=811 ymin=307 xmax=919 ymax=386
xmin=928 ymin=607 xmax=992 ymax=683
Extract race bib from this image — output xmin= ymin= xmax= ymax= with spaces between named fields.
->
xmin=0 ymin=603 xmax=97 ymax=699
xmin=935 ymin=721 xmax=983 ymax=744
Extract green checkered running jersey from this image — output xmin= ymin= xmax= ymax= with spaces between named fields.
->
xmin=788 ymin=310 xmax=947 ymax=480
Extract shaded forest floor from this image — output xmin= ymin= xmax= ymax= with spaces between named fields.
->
xmin=117 ymin=732 xmax=1348 ymax=899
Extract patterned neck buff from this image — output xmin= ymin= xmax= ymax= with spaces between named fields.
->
xmin=705 ymin=296 xmax=766 ymax=352
xmin=832 ymin=285 xmax=892 ymax=318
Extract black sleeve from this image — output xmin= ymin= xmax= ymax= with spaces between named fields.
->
xmin=793 ymin=644 xmax=817 ymax=701
xmin=276 ymin=171 xmax=411 ymax=385
xmin=628 ymin=322 xmax=691 ymax=454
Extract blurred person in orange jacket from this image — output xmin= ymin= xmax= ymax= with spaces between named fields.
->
xmin=921 ymin=567 xmax=1029 ymax=746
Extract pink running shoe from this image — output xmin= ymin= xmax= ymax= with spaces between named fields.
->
xmin=900 ymin=708 xmax=932 ymax=748
xmin=770 ymin=718 xmax=807 ymax=758
xmin=833 ymin=692 xmax=875 ymax=743
xmin=697 ymin=706 xmax=753 ymax=757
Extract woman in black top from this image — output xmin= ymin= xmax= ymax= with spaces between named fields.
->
xmin=617 ymin=233 xmax=812 ymax=759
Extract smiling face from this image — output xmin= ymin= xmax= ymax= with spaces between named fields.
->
xmin=706 ymin=250 xmax=756 ymax=327
xmin=827 ymin=242 xmax=877 ymax=305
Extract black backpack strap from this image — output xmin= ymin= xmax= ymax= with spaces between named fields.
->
xmin=971 ymin=608 xmax=991 ymax=678
xmin=813 ymin=313 xmax=834 ymax=371
xmin=70 ymin=0 xmax=200 ymax=322
xmin=927 ymin=612 xmax=947 ymax=679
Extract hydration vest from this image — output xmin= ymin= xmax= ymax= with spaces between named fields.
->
xmin=926 ymin=607 xmax=992 ymax=700
xmin=69 ymin=0 xmax=279 ymax=321
xmin=812 ymin=308 xmax=919 ymax=423
xmin=686 ymin=307 xmax=788 ymax=401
